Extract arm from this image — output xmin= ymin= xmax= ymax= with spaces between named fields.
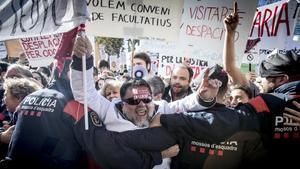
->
xmin=73 ymin=112 xmax=177 ymax=169
xmin=159 ymin=69 xmax=221 ymax=114
xmin=70 ymin=36 xmax=111 ymax=119
xmin=158 ymin=93 xmax=216 ymax=114
xmin=0 ymin=125 xmax=15 ymax=144
xmin=223 ymin=2 xmax=249 ymax=86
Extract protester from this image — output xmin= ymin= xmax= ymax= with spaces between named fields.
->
xmin=0 ymin=62 xmax=10 ymax=87
xmin=229 ymin=84 xmax=253 ymax=107
xmin=4 ymin=64 xmax=33 ymax=79
xmin=98 ymin=60 xmax=110 ymax=74
xmin=0 ymin=61 xmax=11 ymax=127
xmin=162 ymin=64 xmax=194 ymax=102
xmin=0 ymin=78 xmax=42 ymax=159
xmin=146 ymin=76 xmax=165 ymax=101
xmin=100 ymin=79 xmax=121 ymax=101
xmin=133 ymin=52 xmax=152 ymax=75
xmin=222 ymin=2 xmax=259 ymax=98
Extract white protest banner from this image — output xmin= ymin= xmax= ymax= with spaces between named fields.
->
xmin=179 ymin=0 xmax=258 ymax=66
xmin=19 ymin=34 xmax=63 ymax=67
xmin=86 ymin=0 xmax=183 ymax=41
xmin=0 ymin=42 xmax=7 ymax=59
xmin=242 ymin=0 xmax=300 ymax=65
xmin=0 ymin=0 xmax=88 ymax=41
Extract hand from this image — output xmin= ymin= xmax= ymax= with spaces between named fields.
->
xmin=73 ymin=35 xmax=93 ymax=58
xmin=283 ymin=101 xmax=300 ymax=126
xmin=150 ymin=113 xmax=161 ymax=127
xmin=197 ymin=69 xmax=221 ymax=101
xmin=224 ymin=1 xmax=239 ymax=34
xmin=161 ymin=144 xmax=180 ymax=159
xmin=245 ymin=72 xmax=257 ymax=82
xmin=0 ymin=125 xmax=15 ymax=144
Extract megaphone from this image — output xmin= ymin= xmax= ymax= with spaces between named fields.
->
xmin=132 ymin=65 xmax=149 ymax=79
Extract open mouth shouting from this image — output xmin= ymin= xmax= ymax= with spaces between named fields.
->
xmin=136 ymin=107 xmax=147 ymax=116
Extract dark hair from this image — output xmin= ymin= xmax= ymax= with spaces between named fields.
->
xmin=133 ymin=52 xmax=151 ymax=72
xmin=146 ymin=76 xmax=165 ymax=96
xmin=37 ymin=67 xmax=51 ymax=78
xmin=0 ymin=61 xmax=10 ymax=74
xmin=32 ymin=71 xmax=48 ymax=87
xmin=120 ymin=78 xmax=152 ymax=99
xmin=172 ymin=64 xmax=194 ymax=82
xmin=232 ymin=85 xmax=253 ymax=99
xmin=98 ymin=60 xmax=110 ymax=70
xmin=193 ymin=64 xmax=229 ymax=97
xmin=208 ymin=64 xmax=228 ymax=94
xmin=93 ymin=66 xmax=99 ymax=76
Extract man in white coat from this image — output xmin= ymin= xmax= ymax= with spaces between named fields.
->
xmin=70 ymin=35 xmax=221 ymax=168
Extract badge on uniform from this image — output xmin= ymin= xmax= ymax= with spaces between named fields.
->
xmin=89 ymin=111 xmax=102 ymax=127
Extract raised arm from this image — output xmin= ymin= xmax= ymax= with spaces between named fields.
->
xmin=223 ymin=2 xmax=249 ymax=86
xmin=158 ymin=69 xmax=221 ymax=114
xmin=70 ymin=36 xmax=111 ymax=119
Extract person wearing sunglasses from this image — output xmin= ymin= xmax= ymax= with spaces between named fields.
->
xmin=70 ymin=35 xmax=220 ymax=168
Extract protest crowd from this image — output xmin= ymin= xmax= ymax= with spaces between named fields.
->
xmin=0 ymin=0 xmax=299 ymax=169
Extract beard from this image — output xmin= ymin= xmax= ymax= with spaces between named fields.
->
xmin=123 ymin=106 xmax=155 ymax=128
xmin=171 ymin=84 xmax=189 ymax=97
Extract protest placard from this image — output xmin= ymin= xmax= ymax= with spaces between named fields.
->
xmin=20 ymin=34 xmax=63 ymax=67
xmin=0 ymin=0 xmax=88 ymax=41
xmin=87 ymin=0 xmax=183 ymax=41
xmin=242 ymin=0 xmax=300 ymax=66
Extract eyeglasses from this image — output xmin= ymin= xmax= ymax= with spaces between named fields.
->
xmin=122 ymin=97 xmax=152 ymax=105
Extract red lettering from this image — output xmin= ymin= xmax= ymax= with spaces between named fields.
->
xmin=34 ymin=50 xmax=41 ymax=57
xmin=271 ymin=6 xmax=278 ymax=35
xmin=250 ymin=2 xmax=290 ymax=37
xmin=165 ymin=65 xmax=173 ymax=77
xmin=250 ymin=11 xmax=261 ymax=37
xmin=25 ymin=51 xmax=35 ymax=58
xmin=186 ymin=24 xmax=226 ymax=40
xmin=274 ymin=2 xmax=290 ymax=36
xmin=186 ymin=25 xmax=197 ymax=36
xmin=261 ymin=8 xmax=272 ymax=37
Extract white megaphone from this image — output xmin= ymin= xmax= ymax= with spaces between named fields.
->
xmin=132 ymin=65 xmax=149 ymax=79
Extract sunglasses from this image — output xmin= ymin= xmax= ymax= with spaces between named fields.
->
xmin=122 ymin=97 xmax=152 ymax=105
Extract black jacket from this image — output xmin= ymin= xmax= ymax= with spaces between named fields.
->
xmin=160 ymin=93 xmax=293 ymax=169
xmin=162 ymin=86 xmax=193 ymax=102
xmin=264 ymin=80 xmax=300 ymax=168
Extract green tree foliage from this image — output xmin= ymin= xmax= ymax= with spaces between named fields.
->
xmin=95 ymin=37 xmax=124 ymax=56
xmin=127 ymin=39 xmax=140 ymax=52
